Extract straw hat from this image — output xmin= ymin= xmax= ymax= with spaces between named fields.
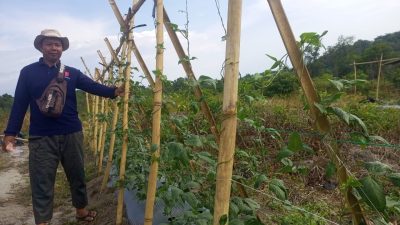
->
xmin=34 ymin=29 xmax=69 ymax=51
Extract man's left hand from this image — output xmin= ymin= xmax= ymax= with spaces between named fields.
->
xmin=114 ymin=86 xmax=125 ymax=97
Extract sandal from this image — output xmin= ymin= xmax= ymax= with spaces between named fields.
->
xmin=76 ymin=210 xmax=97 ymax=222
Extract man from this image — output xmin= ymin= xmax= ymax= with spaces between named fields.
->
xmin=1 ymin=29 xmax=124 ymax=225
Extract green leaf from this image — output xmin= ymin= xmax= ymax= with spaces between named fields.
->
xmin=364 ymin=161 xmax=392 ymax=175
xmin=277 ymin=147 xmax=294 ymax=161
xmin=368 ymin=135 xmax=389 ymax=145
xmin=287 ymin=132 xmax=303 ymax=152
xmin=329 ymin=79 xmax=344 ymax=91
xmin=196 ymin=151 xmax=216 ymax=165
xmin=321 ymin=92 xmax=343 ymax=105
xmin=229 ymin=202 xmax=240 ymax=217
xmin=357 ymin=176 xmax=386 ymax=212
xmin=387 ymin=173 xmax=400 ymax=187
xmin=330 ymin=107 xmax=350 ymax=124
xmin=185 ymin=135 xmax=203 ymax=147
xmin=300 ymin=32 xmax=321 ymax=46
xmin=314 ymin=102 xmax=328 ymax=115
xmin=269 ymin=178 xmax=287 ymax=200
xmin=254 ymin=174 xmax=268 ymax=189
xmin=244 ymin=95 xmax=254 ymax=104
xmin=349 ymin=114 xmax=369 ymax=135
xmin=325 ymin=161 xmax=336 ymax=179
xmin=198 ymin=75 xmax=217 ymax=89
xmin=182 ymin=192 xmax=198 ymax=208
xmin=243 ymin=198 xmax=260 ymax=210
xmin=372 ymin=217 xmax=390 ymax=225
xmin=219 ymin=214 xmax=228 ymax=225
xmin=229 ymin=219 xmax=245 ymax=225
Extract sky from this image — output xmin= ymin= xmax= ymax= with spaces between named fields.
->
xmin=0 ymin=0 xmax=399 ymax=95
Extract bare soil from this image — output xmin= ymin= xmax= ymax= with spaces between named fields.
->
xmin=0 ymin=146 xmax=129 ymax=225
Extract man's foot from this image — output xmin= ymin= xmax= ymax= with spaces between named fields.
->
xmin=76 ymin=210 xmax=97 ymax=222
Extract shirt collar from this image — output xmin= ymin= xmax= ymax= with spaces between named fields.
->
xmin=38 ymin=57 xmax=61 ymax=69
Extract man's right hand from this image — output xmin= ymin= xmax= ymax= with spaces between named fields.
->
xmin=2 ymin=136 xmax=16 ymax=152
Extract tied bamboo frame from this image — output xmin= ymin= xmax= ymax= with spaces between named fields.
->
xmin=266 ymin=0 xmax=366 ymax=224
xmin=114 ymin=0 xmax=136 ymax=224
xmin=100 ymin=40 xmax=127 ymax=194
xmin=97 ymin=50 xmax=111 ymax=174
xmin=144 ymin=0 xmax=164 ymax=224
xmin=213 ymin=0 xmax=243 ymax=224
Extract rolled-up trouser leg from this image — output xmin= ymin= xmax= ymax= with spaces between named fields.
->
xmin=60 ymin=131 xmax=88 ymax=209
xmin=29 ymin=136 xmax=59 ymax=224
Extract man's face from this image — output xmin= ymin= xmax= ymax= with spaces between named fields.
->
xmin=40 ymin=38 xmax=63 ymax=64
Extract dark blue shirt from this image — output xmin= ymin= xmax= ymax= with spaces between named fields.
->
xmin=4 ymin=58 xmax=116 ymax=136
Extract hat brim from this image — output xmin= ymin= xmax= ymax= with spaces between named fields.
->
xmin=34 ymin=35 xmax=69 ymax=52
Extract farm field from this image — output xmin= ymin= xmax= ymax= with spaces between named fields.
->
xmin=1 ymin=1 xmax=400 ymax=225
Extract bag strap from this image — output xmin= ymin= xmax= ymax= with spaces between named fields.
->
xmin=56 ymin=64 xmax=65 ymax=82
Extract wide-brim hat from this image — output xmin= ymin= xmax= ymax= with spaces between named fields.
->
xmin=34 ymin=29 xmax=69 ymax=51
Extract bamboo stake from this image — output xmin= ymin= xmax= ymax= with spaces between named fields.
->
xmin=131 ymin=39 xmax=155 ymax=88
xmin=144 ymin=0 xmax=164 ymax=224
xmin=97 ymin=50 xmax=110 ymax=174
xmin=353 ymin=61 xmax=357 ymax=94
xmin=80 ymin=57 xmax=94 ymax=79
xmin=115 ymin=0 xmax=136 ymax=224
xmin=163 ymin=8 xmax=220 ymax=144
xmin=100 ymin=42 xmax=128 ymax=194
xmin=376 ymin=53 xmax=383 ymax=100
xmin=94 ymin=68 xmax=103 ymax=157
xmin=81 ymin=57 xmax=95 ymax=151
xmin=105 ymin=38 xmax=121 ymax=65
xmin=266 ymin=0 xmax=366 ymax=224
xmin=108 ymin=0 xmax=126 ymax=31
xmin=212 ymin=0 xmax=243 ymax=224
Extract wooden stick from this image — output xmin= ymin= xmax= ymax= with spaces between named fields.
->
xmin=115 ymin=0 xmax=136 ymax=223
xmin=376 ymin=53 xmax=383 ymax=100
xmin=351 ymin=57 xmax=400 ymax=65
xmin=97 ymin=50 xmax=110 ymax=174
xmin=144 ymin=0 xmax=164 ymax=224
xmin=105 ymin=38 xmax=121 ymax=65
xmin=100 ymin=42 xmax=128 ymax=194
xmin=353 ymin=61 xmax=357 ymax=94
xmin=108 ymin=0 xmax=126 ymax=31
xmin=212 ymin=0 xmax=243 ymax=224
xmin=163 ymin=8 xmax=220 ymax=144
xmin=266 ymin=0 xmax=366 ymax=224
xmin=131 ymin=39 xmax=155 ymax=88
xmin=80 ymin=57 xmax=94 ymax=79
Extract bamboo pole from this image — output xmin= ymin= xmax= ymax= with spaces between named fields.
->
xmin=131 ymin=39 xmax=155 ymax=88
xmin=163 ymin=8 xmax=220 ymax=144
xmin=100 ymin=42 xmax=128 ymax=194
xmin=375 ymin=53 xmax=383 ymax=100
xmin=97 ymin=50 xmax=110 ymax=174
xmin=94 ymin=68 xmax=103 ymax=157
xmin=353 ymin=61 xmax=357 ymax=94
xmin=105 ymin=38 xmax=121 ymax=65
xmin=351 ymin=57 xmax=400 ymax=65
xmin=115 ymin=0 xmax=136 ymax=224
xmin=108 ymin=0 xmax=126 ymax=31
xmin=266 ymin=0 xmax=366 ymax=224
xmin=212 ymin=0 xmax=243 ymax=224
xmin=144 ymin=0 xmax=164 ymax=224
xmin=81 ymin=57 xmax=95 ymax=151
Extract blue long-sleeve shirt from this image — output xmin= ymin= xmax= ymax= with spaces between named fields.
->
xmin=4 ymin=58 xmax=116 ymax=136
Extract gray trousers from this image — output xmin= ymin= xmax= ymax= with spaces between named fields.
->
xmin=28 ymin=131 xmax=88 ymax=224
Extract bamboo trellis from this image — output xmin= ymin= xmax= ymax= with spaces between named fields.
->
xmin=78 ymin=1 xmax=381 ymax=224
xmin=144 ymin=0 xmax=164 ymax=224
xmin=267 ymin=0 xmax=366 ymax=223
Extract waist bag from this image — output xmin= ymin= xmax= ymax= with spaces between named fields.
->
xmin=36 ymin=64 xmax=67 ymax=117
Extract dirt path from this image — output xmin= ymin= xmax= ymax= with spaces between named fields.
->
xmin=0 ymin=146 xmax=34 ymax=225
xmin=0 ymin=146 xmax=66 ymax=225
